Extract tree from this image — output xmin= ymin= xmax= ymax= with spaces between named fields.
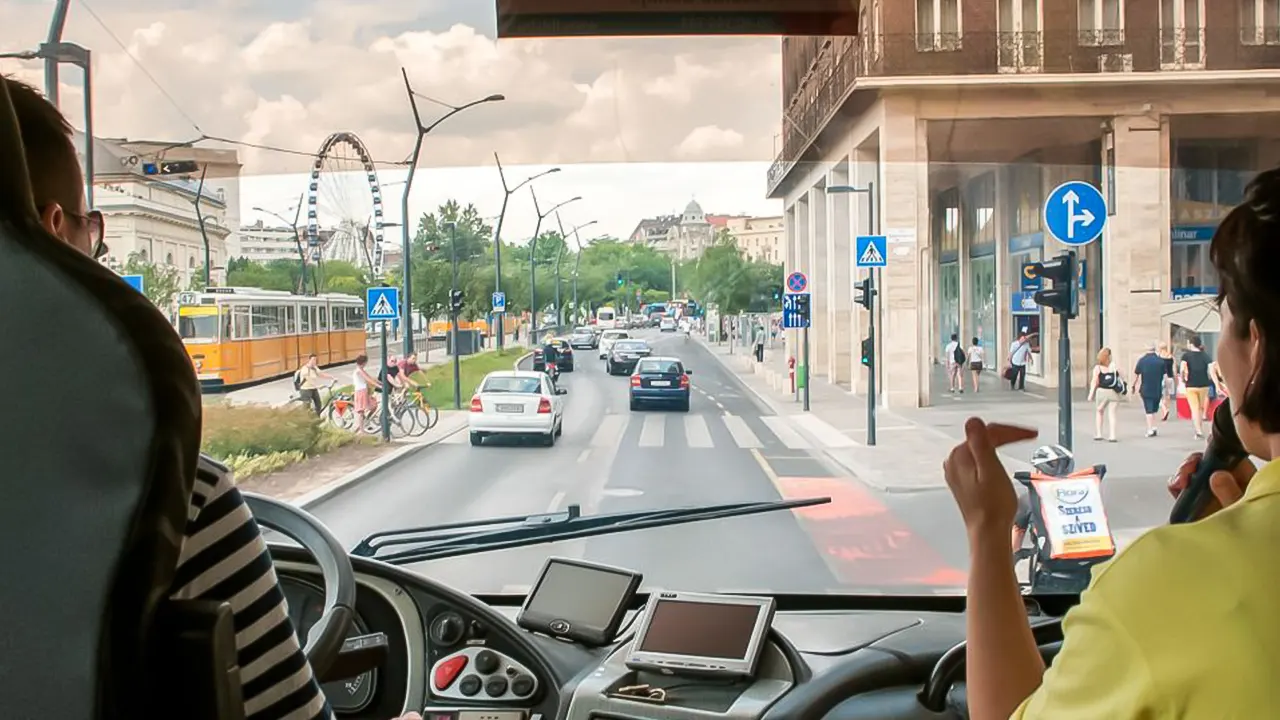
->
xmin=123 ymin=252 xmax=182 ymax=308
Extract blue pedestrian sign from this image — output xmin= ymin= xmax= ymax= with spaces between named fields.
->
xmin=1044 ymin=181 xmax=1106 ymax=246
xmin=491 ymin=291 xmax=506 ymax=313
xmin=121 ymin=274 xmax=144 ymax=293
xmin=782 ymin=293 xmax=810 ymax=329
xmin=785 ymin=271 xmax=808 ymax=293
xmin=855 ymin=235 xmax=887 ymax=268
xmin=366 ymin=286 xmax=400 ymax=321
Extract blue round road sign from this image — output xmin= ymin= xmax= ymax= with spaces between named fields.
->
xmin=1043 ymin=180 xmax=1107 ymax=246
xmin=786 ymin=272 xmax=808 ymax=293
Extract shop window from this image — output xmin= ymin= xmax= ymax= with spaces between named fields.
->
xmin=1008 ymin=162 xmax=1043 ymax=237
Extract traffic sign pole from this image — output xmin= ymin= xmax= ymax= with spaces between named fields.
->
xmin=802 ymin=326 xmax=810 ymax=412
xmin=380 ymin=321 xmax=391 ymax=443
xmin=866 ymin=270 xmax=877 ymax=447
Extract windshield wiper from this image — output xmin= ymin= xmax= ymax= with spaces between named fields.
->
xmin=350 ymin=497 xmax=830 ymax=566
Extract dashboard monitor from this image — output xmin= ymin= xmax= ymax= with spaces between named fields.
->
xmin=517 ymin=557 xmax=642 ymax=646
xmin=626 ymin=592 xmax=775 ymax=678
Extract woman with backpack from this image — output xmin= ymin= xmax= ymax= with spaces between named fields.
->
xmin=1087 ymin=346 xmax=1124 ymax=442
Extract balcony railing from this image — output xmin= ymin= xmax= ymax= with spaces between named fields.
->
xmin=767 ymin=27 xmax=1280 ymax=196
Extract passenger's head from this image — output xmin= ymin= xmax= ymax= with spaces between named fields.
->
xmin=1097 ymin=347 xmax=1112 ymax=366
xmin=6 ymin=77 xmax=101 ymax=258
xmin=355 ymin=354 xmax=368 ymax=367
xmin=971 ymin=337 xmax=979 ymax=346
xmin=1188 ymin=335 xmax=1204 ymax=350
xmin=1157 ymin=340 xmax=1170 ymax=355
xmin=1210 ymin=167 xmax=1280 ymax=457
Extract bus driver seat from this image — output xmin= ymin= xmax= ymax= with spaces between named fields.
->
xmin=0 ymin=78 xmax=244 ymax=719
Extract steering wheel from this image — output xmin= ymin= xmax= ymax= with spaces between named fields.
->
xmin=244 ymin=492 xmax=357 ymax=679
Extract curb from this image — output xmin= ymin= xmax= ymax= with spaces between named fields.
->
xmin=693 ymin=338 xmax=786 ymax=417
xmin=514 ymin=351 xmax=534 ymax=371
xmin=293 ymin=419 xmax=468 ymax=509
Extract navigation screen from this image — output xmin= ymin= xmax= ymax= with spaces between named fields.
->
xmin=524 ymin=560 xmax=635 ymax=632
xmin=636 ymin=600 xmax=760 ymax=660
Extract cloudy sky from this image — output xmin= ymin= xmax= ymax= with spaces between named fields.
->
xmin=3 ymin=0 xmax=785 ymax=240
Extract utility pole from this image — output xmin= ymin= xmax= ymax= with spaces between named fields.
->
xmin=447 ymin=222 xmax=463 ymax=410
xmin=491 ymin=154 xmax=560 ymax=351
xmin=528 ymin=188 xmax=581 ymax=340
xmin=398 ymin=67 xmax=504 ymax=356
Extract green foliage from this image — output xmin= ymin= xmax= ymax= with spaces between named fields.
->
xmin=201 ymin=403 xmax=366 ymax=478
xmin=223 ymin=256 xmax=372 ymax=297
xmin=123 ymin=251 xmax=182 ymax=308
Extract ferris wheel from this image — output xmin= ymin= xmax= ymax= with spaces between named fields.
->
xmin=306 ymin=132 xmax=387 ymax=276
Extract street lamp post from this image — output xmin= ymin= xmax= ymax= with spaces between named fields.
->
xmin=826 ymin=182 xmax=879 ymax=441
xmin=445 ymin=221 xmax=463 ymax=410
xmin=5 ymin=40 xmax=94 ymax=206
xmin=492 ymin=155 xmax=559 ymax=351
xmin=528 ymin=190 xmax=581 ymax=340
xmin=399 ymin=67 xmax=503 ymax=356
xmin=556 ymin=215 xmax=597 ymax=326
xmin=253 ymin=195 xmax=309 ymax=294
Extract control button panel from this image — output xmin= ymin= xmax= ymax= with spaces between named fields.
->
xmin=430 ymin=646 xmax=539 ymax=703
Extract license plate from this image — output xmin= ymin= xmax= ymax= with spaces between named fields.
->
xmin=650 ymin=380 xmax=671 ymax=387
xmin=496 ymin=404 xmax=524 ymax=413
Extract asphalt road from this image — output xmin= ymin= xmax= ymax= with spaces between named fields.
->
xmin=306 ymin=328 xmax=1177 ymax=596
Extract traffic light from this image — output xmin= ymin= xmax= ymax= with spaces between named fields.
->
xmin=142 ymin=160 xmax=200 ymax=176
xmin=771 ymin=285 xmax=782 ymax=302
xmin=854 ymin=276 xmax=875 ymax=310
xmin=450 ymin=289 xmax=464 ymax=314
xmin=861 ymin=337 xmax=873 ymax=367
xmin=616 ymin=272 xmax=624 ymax=288
xmin=1029 ymin=251 xmax=1079 ymax=319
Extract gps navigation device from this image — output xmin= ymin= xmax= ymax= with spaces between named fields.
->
xmin=517 ymin=557 xmax=642 ymax=647
xmin=626 ymin=591 xmax=774 ymax=678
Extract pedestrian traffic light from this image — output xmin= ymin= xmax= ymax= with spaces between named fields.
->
xmin=861 ymin=337 xmax=872 ymax=367
xmin=616 ymin=272 xmax=624 ymax=288
xmin=450 ymin=289 xmax=464 ymax=314
xmin=1029 ymin=251 xmax=1079 ymax=319
xmin=854 ymin=276 xmax=875 ymax=310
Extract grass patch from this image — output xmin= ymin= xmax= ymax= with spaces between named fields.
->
xmin=202 ymin=403 xmax=373 ymax=479
xmin=334 ymin=347 xmax=528 ymax=410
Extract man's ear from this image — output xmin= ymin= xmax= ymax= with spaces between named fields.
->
xmin=38 ymin=202 xmax=65 ymax=239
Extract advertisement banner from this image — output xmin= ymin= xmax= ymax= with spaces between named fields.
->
xmin=1031 ymin=473 xmax=1115 ymax=560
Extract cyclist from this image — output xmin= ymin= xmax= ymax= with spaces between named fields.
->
xmin=539 ymin=333 xmax=561 ymax=384
xmin=1011 ymin=444 xmax=1075 ymax=552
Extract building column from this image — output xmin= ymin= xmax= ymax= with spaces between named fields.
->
xmin=828 ymin=159 xmax=853 ymax=386
xmin=878 ymin=99 xmax=930 ymax=408
xmin=1103 ymin=114 xmax=1170 ymax=375
xmin=808 ymin=185 xmax=830 ymax=379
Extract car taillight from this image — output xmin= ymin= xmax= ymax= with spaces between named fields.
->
xmin=630 ymin=375 xmax=641 ymax=387
xmin=470 ymin=396 xmax=483 ymax=412
xmin=680 ymin=374 xmax=690 ymax=388
xmin=537 ymin=397 xmax=552 ymax=413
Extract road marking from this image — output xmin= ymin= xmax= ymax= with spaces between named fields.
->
xmin=749 ymin=448 xmax=781 ymax=490
xmin=546 ymin=491 xmax=565 ymax=512
xmin=704 ymin=394 xmax=716 ymax=402
xmin=722 ymin=414 xmax=761 ymax=448
xmin=684 ymin=415 xmax=714 ymax=448
xmin=761 ymin=416 xmax=811 ymax=449
xmin=638 ymin=414 xmax=664 ymax=447
xmin=590 ymin=415 xmax=627 ymax=447
xmin=577 ymin=449 xmax=591 ymax=463
xmin=789 ymin=414 xmax=857 ymax=448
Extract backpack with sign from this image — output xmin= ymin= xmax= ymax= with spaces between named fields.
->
xmin=1029 ymin=471 xmax=1115 ymax=565
xmin=952 ymin=344 xmax=966 ymax=365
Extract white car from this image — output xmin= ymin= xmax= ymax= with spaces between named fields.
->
xmin=468 ymin=371 xmax=566 ymax=447
xmin=598 ymin=329 xmax=631 ymax=359
xmin=659 ymin=317 xmax=677 ymax=332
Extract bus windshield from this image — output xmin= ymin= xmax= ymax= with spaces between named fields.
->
xmin=178 ymin=314 xmax=219 ymax=341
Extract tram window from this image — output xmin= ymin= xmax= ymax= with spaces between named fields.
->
xmin=348 ymin=306 xmax=365 ymax=329
xmin=177 ymin=314 xmax=219 ymax=340
xmin=232 ymin=307 xmax=251 ymax=339
xmin=300 ymin=305 xmax=313 ymax=333
xmin=285 ymin=306 xmax=296 ymax=334
xmin=333 ymin=307 xmax=346 ymax=329
xmin=251 ymin=305 xmax=284 ymax=338
xmin=319 ymin=307 xmax=329 ymax=330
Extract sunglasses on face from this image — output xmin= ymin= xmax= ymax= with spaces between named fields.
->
xmin=67 ymin=209 xmax=108 ymax=260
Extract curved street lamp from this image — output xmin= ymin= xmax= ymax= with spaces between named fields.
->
xmin=528 ymin=190 xmax=581 ymax=339
xmin=492 ymin=156 xmax=559 ymax=350
xmin=253 ymin=198 xmax=312 ymax=295
xmin=399 ymin=68 xmax=504 ymax=355
xmin=554 ymin=214 xmax=597 ymax=326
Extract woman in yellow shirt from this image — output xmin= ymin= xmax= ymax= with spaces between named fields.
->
xmin=942 ymin=168 xmax=1280 ymax=720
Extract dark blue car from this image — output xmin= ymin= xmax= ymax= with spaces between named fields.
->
xmin=628 ymin=356 xmax=691 ymax=412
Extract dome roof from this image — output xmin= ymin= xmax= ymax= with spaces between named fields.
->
xmin=683 ymin=199 xmax=704 ymax=216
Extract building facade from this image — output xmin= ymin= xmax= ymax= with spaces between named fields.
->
xmin=769 ymin=0 xmax=1280 ymax=408
xmin=719 ymin=214 xmax=785 ymax=264
xmin=628 ymin=200 xmax=717 ymax=259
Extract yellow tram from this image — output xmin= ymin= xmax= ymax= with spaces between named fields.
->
xmin=176 ymin=287 xmax=368 ymax=389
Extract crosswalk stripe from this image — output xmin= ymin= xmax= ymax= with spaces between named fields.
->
xmin=788 ymin=414 xmax=857 ymax=448
xmin=638 ymin=414 xmax=664 ymax=447
xmin=721 ymin=414 xmax=762 ymax=448
xmin=684 ymin=415 xmax=714 ymax=448
xmin=760 ymin=416 xmax=811 ymax=449
xmin=591 ymin=415 xmax=628 ymax=447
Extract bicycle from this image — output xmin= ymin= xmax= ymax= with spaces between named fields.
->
xmin=361 ymin=387 xmax=418 ymax=438
xmin=398 ymin=386 xmax=439 ymax=437
xmin=293 ymin=383 xmax=358 ymax=431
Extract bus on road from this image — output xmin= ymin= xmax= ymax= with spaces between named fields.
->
xmin=595 ymin=306 xmax=619 ymax=329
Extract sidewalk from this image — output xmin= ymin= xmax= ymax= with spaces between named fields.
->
xmin=698 ymin=337 xmax=1204 ymax=493
xmin=216 ymin=346 xmax=448 ymax=408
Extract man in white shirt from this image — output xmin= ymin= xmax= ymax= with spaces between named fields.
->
xmin=1008 ymin=331 xmax=1033 ymax=391
xmin=944 ymin=333 xmax=964 ymax=393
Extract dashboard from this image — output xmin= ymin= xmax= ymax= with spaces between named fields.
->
xmin=273 ymin=547 xmax=1070 ymax=720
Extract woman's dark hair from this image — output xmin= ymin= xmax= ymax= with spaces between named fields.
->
xmin=1210 ymin=167 xmax=1280 ymax=432
xmin=972 ymin=337 xmax=979 ymax=346
xmin=355 ymin=354 xmax=368 ymax=365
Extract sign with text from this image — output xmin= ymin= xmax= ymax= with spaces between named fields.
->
xmin=495 ymin=0 xmax=858 ymax=37
xmin=1031 ymin=473 xmax=1115 ymax=560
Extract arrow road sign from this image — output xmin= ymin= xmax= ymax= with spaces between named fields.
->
xmin=782 ymin=292 xmax=810 ymax=329
xmin=855 ymin=235 xmax=887 ymax=268
xmin=1044 ymin=180 xmax=1107 ymax=246
xmin=367 ymin=286 xmax=400 ymax=321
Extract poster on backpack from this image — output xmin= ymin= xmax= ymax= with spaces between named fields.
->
xmin=1030 ymin=473 xmax=1115 ymax=560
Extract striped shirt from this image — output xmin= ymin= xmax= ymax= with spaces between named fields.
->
xmin=171 ymin=457 xmax=333 ymax=720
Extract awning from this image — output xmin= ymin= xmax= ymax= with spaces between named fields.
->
xmin=1161 ymin=296 xmax=1220 ymax=334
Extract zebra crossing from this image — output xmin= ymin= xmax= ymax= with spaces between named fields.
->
xmin=439 ymin=411 xmax=860 ymax=451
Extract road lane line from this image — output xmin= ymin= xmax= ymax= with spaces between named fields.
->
xmin=590 ymin=415 xmax=627 ymax=447
xmin=761 ymin=416 xmax=812 ymax=449
xmin=638 ymin=414 xmax=665 ymax=447
xmin=722 ymin=414 xmax=761 ymax=448
xmin=546 ymin=491 xmax=566 ymax=513
xmin=789 ymin=414 xmax=857 ymax=448
xmin=684 ymin=415 xmax=714 ymax=448
xmin=577 ymin=449 xmax=591 ymax=463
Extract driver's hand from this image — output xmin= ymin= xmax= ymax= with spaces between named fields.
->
xmin=942 ymin=418 xmax=1039 ymax=538
xmin=1167 ymin=451 xmax=1254 ymax=519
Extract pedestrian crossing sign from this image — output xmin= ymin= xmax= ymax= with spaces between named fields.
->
xmin=367 ymin=286 xmax=400 ymax=321
xmin=855 ymin=235 xmax=888 ymax=268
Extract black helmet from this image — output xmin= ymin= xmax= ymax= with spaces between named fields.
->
xmin=1030 ymin=444 xmax=1075 ymax=477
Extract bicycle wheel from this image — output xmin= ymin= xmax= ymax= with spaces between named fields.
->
xmin=406 ymin=406 xmax=432 ymax=437
xmin=327 ymin=399 xmax=357 ymax=431
xmin=422 ymin=402 xmax=440 ymax=430
xmin=390 ymin=405 xmax=417 ymax=438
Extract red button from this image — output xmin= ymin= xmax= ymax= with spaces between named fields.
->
xmin=434 ymin=655 xmax=468 ymax=690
